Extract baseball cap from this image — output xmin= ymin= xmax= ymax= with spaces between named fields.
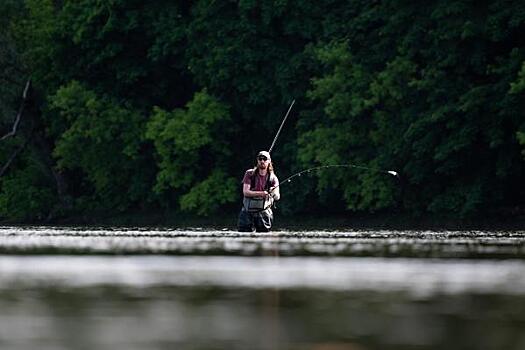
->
xmin=257 ymin=151 xmax=271 ymax=160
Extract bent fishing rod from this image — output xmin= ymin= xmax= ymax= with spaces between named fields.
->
xmin=250 ymin=164 xmax=398 ymax=212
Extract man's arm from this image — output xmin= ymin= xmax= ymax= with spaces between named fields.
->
xmin=243 ymin=183 xmax=268 ymax=198
xmin=269 ymin=175 xmax=280 ymax=201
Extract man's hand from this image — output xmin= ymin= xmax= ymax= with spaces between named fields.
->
xmin=269 ymin=187 xmax=280 ymax=201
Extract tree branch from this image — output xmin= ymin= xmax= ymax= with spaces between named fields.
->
xmin=1 ymin=78 xmax=31 ymax=141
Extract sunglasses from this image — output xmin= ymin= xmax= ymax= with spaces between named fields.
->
xmin=257 ymin=156 xmax=268 ymax=161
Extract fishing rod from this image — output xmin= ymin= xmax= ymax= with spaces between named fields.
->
xmin=270 ymin=164 xmax=398 ymax=192
xmin=268 ymin=99 xmax=295 ymax=154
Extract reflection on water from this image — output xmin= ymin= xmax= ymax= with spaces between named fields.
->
xmin=0 ymin=226 xmax=524 ymax=349
xmin=1 ymin=284 xmax=525 ymax=350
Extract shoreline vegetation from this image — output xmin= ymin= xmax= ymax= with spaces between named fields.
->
xmin=1 ymin=1 xmax=525 ymax=224
xmin=2 ymin=209 xmax=524 ymax=231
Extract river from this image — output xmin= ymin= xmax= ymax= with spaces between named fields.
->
xmin=0 ymin=226 xmax=524 ymax=349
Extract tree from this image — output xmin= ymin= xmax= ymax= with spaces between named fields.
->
xmin=145 ymin=90 xmax=237 ymax=215
xmin=300 ymin=1 xmax=525 ymax=217
xmin=48 ymin=81 xmax=153 ymax=211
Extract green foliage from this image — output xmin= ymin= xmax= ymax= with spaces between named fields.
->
xmin=301 ymin=41 xmax=399 ymax=211
xmin=10 ymin=0 xmax=59 ymax=90
xmin=180 ymin=170 xmax=237 ymax=216
xmin=187 ymin=0 xmax=309 ymax=103
xmin=510 ymin=62 xmax=525 ymax=94
xmin=48 ymin=81 xmax=148 ymax=210
xmin=185 ymin=0 xmax=317 ymax=169
xmin=510 ymin=61 xmax=525 ymax=159
xmin=0 ymin=163 xmax=56 ymax=221
xmin=0 ymin=1 xmax=27 ymax=122
xmin=1 ymin=0 xmax=524 ymax=221
xmin=146 ymin=90 xmax=235 ymax=215
xmin=300 ymin=1 xmax=525 ymax=217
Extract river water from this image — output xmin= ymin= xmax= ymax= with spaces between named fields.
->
xmin=1 ymin=226 xmax=524 ymax=349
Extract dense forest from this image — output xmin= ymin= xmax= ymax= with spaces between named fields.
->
xmin=1 ymin=0 xmax=524 ymax=223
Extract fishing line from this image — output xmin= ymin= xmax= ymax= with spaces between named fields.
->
xmin=246 ymin=164 xmax=398 ymax=212
xmin=271 ymin=164 xmax=398 ymax=192
xmin=249 ymin=100 xmax=399 ymax=211
xmin=268 ymin=99 xmax=295 ymax=153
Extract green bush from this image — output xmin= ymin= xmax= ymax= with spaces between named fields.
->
xmin=0 ymin=164 xmax=56 ymax=221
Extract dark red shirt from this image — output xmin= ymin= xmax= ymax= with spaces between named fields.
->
xmin=242 ymin=169 xmax=278 ymax=191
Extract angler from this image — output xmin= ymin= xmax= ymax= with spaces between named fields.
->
xmin=237 ymin=151 xmax=280 ymax=232
xmin=237 ymin=100 xmax=294 ymax=232
xmin=236 ymin=98 xmax=398 ymax=232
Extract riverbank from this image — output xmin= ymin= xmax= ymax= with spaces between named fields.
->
xmin=2 ymin=208 xmax=523 ymax=231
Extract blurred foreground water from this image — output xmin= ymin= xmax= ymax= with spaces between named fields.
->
xmin=1 ymin=226 xmax=524 ymax=350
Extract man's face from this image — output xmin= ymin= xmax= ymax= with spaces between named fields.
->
xmin=257 ymin=155 xmax=269 ymax=169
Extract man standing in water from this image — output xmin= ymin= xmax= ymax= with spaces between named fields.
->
xmin=237 ymin=151 xmax=280 ymax=232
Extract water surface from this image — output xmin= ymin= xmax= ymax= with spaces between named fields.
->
xmin=1 ymin=226 xmax=524 ymax=258
xmin=1 ymin=226 xmax=524 ymax=350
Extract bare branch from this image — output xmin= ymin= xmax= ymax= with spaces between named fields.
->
xmin=1 ymin=78 xmax=31 ymax=141
xmin=22 ymin=78 xmax=30 ymax=98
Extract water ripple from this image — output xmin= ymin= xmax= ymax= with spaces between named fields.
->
xmin=0 ymin=226 xmax=523 ymax=258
